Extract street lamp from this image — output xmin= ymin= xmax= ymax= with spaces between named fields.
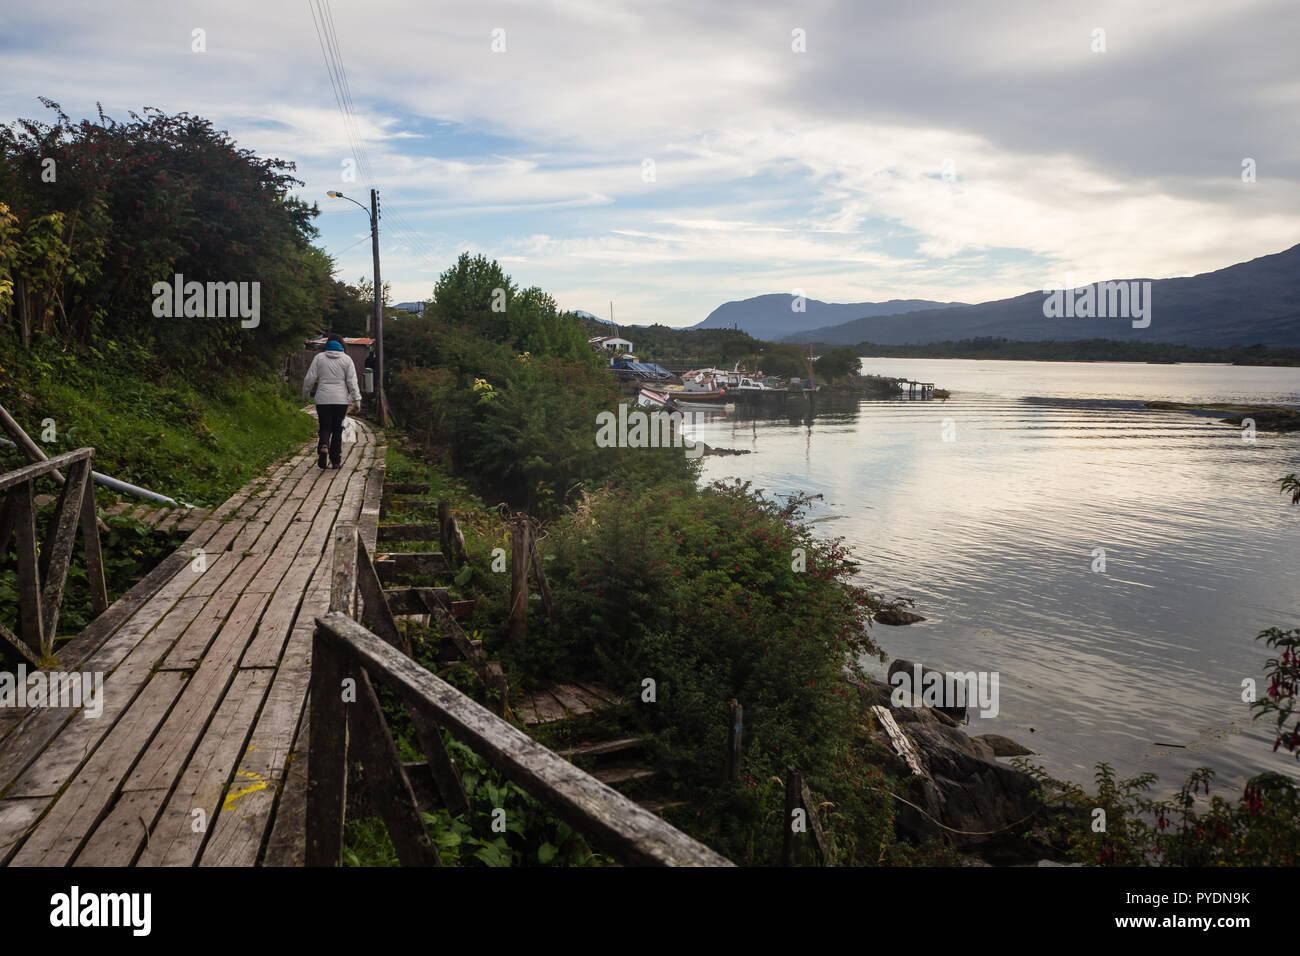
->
xmin=327 ymin=189 xmax=387 ymax=426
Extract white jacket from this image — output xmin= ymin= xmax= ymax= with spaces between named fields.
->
xmin=303 ymin=350 xmax=362 ymax=405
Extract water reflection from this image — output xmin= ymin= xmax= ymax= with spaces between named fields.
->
xmin=698 ymin=360 xmax=1300 ymax=794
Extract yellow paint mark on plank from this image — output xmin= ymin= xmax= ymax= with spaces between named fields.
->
xmin=222 ymin=770 xmax=268 ymax=810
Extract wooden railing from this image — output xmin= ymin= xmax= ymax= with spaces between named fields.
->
xmin=306 ymin=523 xmax=731 ymax=867
xmin=0 ymin=448 xmax=107 ymax=664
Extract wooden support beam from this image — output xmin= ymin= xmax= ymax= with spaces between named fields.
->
xmin=382 ymin=587 xmax=449 ymax=615
xmin=348 ymin=669 xmax=441 ymax=866
xmin=329 ymin=524 xmax=358 ymax=616
xmin=78 ymin=473 xmax=107 ymax=614
xmin=314 ymin=612 xmax=731 ymax=866
xmin=800 ymin=778 xmax=836 ymax=866
xmin=782 ymin=766 xmax=801 ymax=866
xmin=373 ymin=551 xmax=449 ymax=582
xmin=409 ymin=709 xmax=469 ymax=816
xmin=355 ymin=538 xmax=409 ymax=655
xmin=726 ymin=699 xmax=743 ymax=782
xmin=10 ymin=483 xmax=44 ymax=658
xmin=508 ymin=518 xmax=529 ymax=646
xmin=37 ymin=456 xmax=90 ymax=643
xmin=529 ymin=531 xmax=556 ymax=624
xmin=305 ymin=629 xmax=349 ymax=867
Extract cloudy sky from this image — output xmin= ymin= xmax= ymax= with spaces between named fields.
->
xmin=3 ymin=0 xmax=1297 ymax=326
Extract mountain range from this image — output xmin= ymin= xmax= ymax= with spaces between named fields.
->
xmin=689 ymin=295 xmax=964 ymax=340
xmin=695 ymin=245 xmax=1300 ymax=348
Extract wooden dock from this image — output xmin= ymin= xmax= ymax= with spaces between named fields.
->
xmin=0 ymin=420 xmax=383 ymax=866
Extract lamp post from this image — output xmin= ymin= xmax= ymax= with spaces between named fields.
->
xmin=327 ymin=189 xmax=387 ymax=426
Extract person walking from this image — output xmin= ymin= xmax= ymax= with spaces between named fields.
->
xmin=303 ymin=334 xmax=362 ymax=469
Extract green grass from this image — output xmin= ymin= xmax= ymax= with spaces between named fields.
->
xmin=0 ymin=338 xmax=314 ymax=508
xmin=0 ymin=338 xmax=316 ymax=656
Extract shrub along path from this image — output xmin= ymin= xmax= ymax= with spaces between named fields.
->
xmin=0 ymin=416 xmax=383 ymax=866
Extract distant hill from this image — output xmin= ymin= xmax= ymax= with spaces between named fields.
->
xmin=783 ymin=245 xmax=1300 ymax=348
xmin=691 ymin=295 xmax=965 ymax=340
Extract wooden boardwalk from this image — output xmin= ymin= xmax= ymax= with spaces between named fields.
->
xmin=0 ymin=418 xmax=384 ymax=867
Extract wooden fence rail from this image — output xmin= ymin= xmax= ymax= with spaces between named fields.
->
xmin=306 ymin=611 xmax=732 ymax=866
xmin=0 ymin=447 xmax=107 ymax=664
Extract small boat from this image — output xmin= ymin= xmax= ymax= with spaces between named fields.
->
xmin=933 ymin=388 xmax=950 ymax=399
xmin=636 ymin=387 xmax=673 ymax=409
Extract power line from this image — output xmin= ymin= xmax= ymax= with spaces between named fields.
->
xmin=306 ymin=0 xmax=446 ymax=276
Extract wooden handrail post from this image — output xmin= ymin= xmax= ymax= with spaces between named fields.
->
xmin=508 ymin=516 xmax=529 ymax=646
xmin=329 ymin=524 xmax=358 ymax=616
xmin=782 ymin=766 xmax=802 ymax=866
xmin=305 ymin=625 xmax=350 ymax=866
xmin=726 ymin=700 xmax=743 ymax=782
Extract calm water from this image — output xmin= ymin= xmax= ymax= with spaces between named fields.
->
xmin=696 ymin=359 xmax=1300 ymax=793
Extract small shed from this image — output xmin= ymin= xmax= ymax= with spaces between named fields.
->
xmin=288 ymin=336 xmax=374 ymax=391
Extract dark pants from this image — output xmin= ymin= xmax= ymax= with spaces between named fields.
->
xmin=316 ymin=404 xmax=348 ymax=465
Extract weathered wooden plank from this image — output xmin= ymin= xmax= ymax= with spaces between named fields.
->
xmin=0 ymin=796 xmax=47 ymax=865
xmin=593 ymin=766 xmax=655 ymax=786
xmin=261 ymin=707 xmax=310 ymax=868
xmin=800 ymin=778 xmax=836 ymax=866
xmin=524 ymin=690 xmax=568 ymax=725
xmin=201 ymin=621 xmax=314 ymax=866
xmin=316 ymin=613 xmax=732 ymax=867
xmin=573 ymin=682 xmax=625 ymax=707
xmin=549 ymin=684 xmax=593 ymax=717
xmin=870 ymin=705 xmax=930 ymax=779
xmin=330 ymin=524 xmax=357 ymax=615
xmin=173 ymin=507 xmax=210 ymax=533
xmin=373 ymin=551 xmax=448 ymax=581
xmin=154 ymin=509 xmax=184 ymax=534
xmin=513 ymin=696 xmax=539 ymax=726
xmin=382 ymin=587 xmax=449 ymax=615
xmin=7 ymin=671 xmax=189 ymax=866
xmin=69 ymin=789 xmax=168 ymax=867
xmin=349 ymin=669 xmax=440 ymax=866
xmin=126 ymin=669 xmax=273 ymax=867
xmin=103 ymin=502 xmax=133 ymax=517
xmin=559 ymin=737 xmax=645 ymax=760
xmin=357 ymin=444 xmax=385 ymax=557
xmin=0 ymin=447 xmax=92 ymax=492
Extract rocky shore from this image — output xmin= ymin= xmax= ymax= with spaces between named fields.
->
xmin=858 ymin=665 xmax=1065 ymax=864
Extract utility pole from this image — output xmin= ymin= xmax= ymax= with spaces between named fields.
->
xmin=370 ymin=188 xmax=388 ymax=427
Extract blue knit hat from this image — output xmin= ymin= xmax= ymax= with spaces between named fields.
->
xmin=325 ymin=340 xmax=345 ymax=352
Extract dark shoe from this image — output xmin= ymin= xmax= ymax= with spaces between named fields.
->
xmin=331 ymin=460 xmax=342 ymax=469
xmin=318 ymin=449 xmax=328 ymax=469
